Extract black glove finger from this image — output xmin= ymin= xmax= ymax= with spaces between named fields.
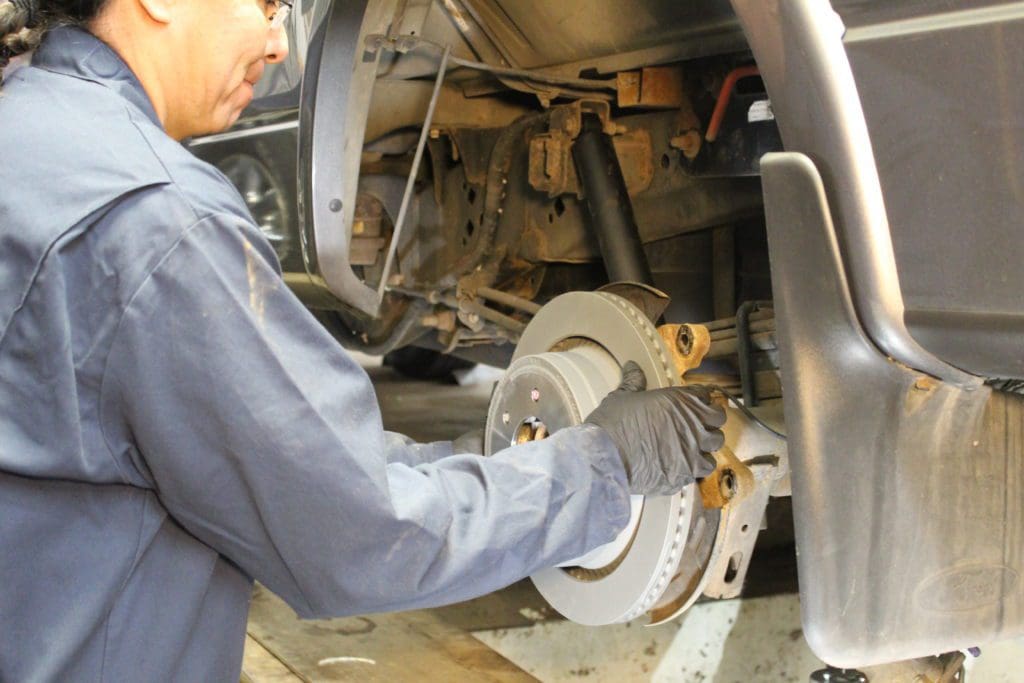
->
xmin=617 ymin=361 xmax=647 ymax=393
xmin=682 ymin=383 xmax=714 ymax=405
xmin=699 ymin=427 xmax=726 ymax=454
xmin=694 ymin=451 xmax=717 ymax=480
xmin=668 ymin=396 xmax=723 ymax=448
xmin=662 ymin=387 xmax=721 ymax=427
xmin=664 ymin=402 xmax=723 ymax=459
xmin=679 ymin=387 xmax=727 ymax=429
xmin=661 ymin=427 xmax=716 ymax=483
xmin=704 ymin=403 xmax=728 ymax=429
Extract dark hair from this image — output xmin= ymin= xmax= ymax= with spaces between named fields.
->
xmin=1 ymin=0 xmax=109 ymax=83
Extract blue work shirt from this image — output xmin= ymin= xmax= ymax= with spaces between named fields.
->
xmin=0 ymin=27 xmax=630 ymax=682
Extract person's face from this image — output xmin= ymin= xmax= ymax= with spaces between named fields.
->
xmin=170 ymin=0 xmax=289 ymax=138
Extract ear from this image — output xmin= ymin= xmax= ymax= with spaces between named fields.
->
xmin=136 ymin=0 xmax=175 ymax=24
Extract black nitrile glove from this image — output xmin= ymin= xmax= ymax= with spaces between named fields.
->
xmin=586 ymin=361 xmax=726 ymax=496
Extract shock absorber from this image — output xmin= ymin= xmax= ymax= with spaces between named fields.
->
xmin=572 ymin=114 xmax=655 ymax=286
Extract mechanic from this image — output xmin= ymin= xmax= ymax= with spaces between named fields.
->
xmin=0 ymin=1 xmax=726 ymax=680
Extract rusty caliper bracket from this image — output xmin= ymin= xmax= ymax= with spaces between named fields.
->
xmin=658 ymin=321 xmax=758 ymax=511
xmin=527 ymin=100 xmax=655 ymax=200
xmin=656 ymin=319 xmax=780 ymax=604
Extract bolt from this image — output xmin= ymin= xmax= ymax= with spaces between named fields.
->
xmin=670 ymin=130 xmax=702 ymax=160
xmin=719 ymin=469 xmax=737 ymax=500
xmin=502 ymin=412 xmax=511 ymax=425
xmin=328 ymin=198 xmax=343 ymax=213
xmin=676 ymin=325 xmax=695 ymax=356
xmin=429 ymin=128 xmax=441 ymax=139
xmin=530 ymin=388 xmax=541 ymax=402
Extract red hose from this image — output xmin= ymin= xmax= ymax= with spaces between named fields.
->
xmin=705 ymin=65 xmax=761 ymax=143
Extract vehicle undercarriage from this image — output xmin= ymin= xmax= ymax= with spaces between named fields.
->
xmin=190 ymin=0 xmax=1024 ymax=677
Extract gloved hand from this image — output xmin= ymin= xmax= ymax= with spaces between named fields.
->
xmin=586 ymin=361 xmax=726 ymax=496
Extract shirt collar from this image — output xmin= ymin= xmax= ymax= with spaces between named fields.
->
xmin=32 ymin=25 xmax=163 ymax=130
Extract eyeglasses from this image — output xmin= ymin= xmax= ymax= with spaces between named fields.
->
xmin=267 ymin=0 xmax=293 ymax=30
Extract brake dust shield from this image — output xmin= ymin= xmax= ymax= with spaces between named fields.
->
xmin=484 ymin=291 xmax=718 ymax=625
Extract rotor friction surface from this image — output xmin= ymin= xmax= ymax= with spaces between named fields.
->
xmin=486 ymin=291 xmax=696 ymax=625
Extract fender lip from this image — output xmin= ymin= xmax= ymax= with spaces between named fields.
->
xmin=731 ymin=0 xmax=980 ymax=389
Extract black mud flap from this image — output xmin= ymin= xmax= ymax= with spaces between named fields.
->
xmin=763 ymin=152 xmax=1024 ymax=668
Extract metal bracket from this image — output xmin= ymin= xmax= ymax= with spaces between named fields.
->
xmin=375 ymin=44 xmax=450 ymax=301
xmin=737 ymin=300 xmax=772 ymax=408
xmin=701 ymin=460 xmax=775 ymax=600
xmin=300 ymin=0 xmax=451 ymax=317
xmin=527 ymin=100 xmax=618 ymax=198
xmin=659 ymin=323 xmax=711 ymax=378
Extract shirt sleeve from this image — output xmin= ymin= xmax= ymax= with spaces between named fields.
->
xmin=382 ymin=429 xmax=484 ymax=465
xmin=101 ymin=212 xmax=631 ymax=618
xmin=382 ymin=432 xmax=455 ymax=466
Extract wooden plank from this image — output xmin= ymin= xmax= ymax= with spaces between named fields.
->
xmin=240 ymin=635 xmax=305 ymax=683
xmin=247 ymin=585 xmax=538 ymax=682
xmin=429 ymin=580 xmax=562 ymax=632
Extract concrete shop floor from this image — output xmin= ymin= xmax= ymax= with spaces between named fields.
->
xmin=241 ymin=356 xmax=1022 ymax=682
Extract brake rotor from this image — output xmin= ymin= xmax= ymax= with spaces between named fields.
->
xmin=485 ymin=291 xmax=716 ymax=625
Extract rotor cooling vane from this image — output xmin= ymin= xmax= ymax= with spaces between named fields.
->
xmin=485 ymin=291 xmax=721 ymax=625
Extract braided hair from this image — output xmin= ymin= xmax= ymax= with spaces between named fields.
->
xmin=0 ymin=0 xmax=109 ymax=85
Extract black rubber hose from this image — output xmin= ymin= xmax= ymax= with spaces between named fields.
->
xmin=572 ymin=114 xmax=655 ymax=286
xmin=736 ymin=300 xmax=773 ymax=408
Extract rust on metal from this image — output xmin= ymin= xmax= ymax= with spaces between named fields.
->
xmin=616 ymin=66 xmax=686 ymax=109
xmin=671 ymin=89 xmax=704 ymax=160
xmin=351 ymin=193 xmax=389 ymax=266
xmin=617 ymin=70 xmax=643 ymax=108
xmin=421 ymin=310 xmax=458 ymax=332
xmin=670 ymin=130 xmax=702 ymax=160
xmin=914 ymin=376 xmax=939 ymax=392
xmin=528 ymin=131 xmax=576 ymax=198
xmin=698 ymin=447 xmax=755 ymax=510
xmin=612 ymin=128 xmax=654 ymax=196
xmin=658 ymin=322 xmax=711 ymax=378
xmin=529 ymin=100 xmax=635 ymax=198
xmin=528 ymin=127 xmax=653 ymax=198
